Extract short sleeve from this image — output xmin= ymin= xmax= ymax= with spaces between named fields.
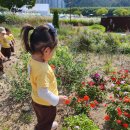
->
xmin=36 ymin=69 xmax=49 ymax=88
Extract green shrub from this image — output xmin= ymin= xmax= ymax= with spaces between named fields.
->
xmin=0 ymin=6 xmax=8 ymax=12
xmin=11 ymin=52 xmax=31 ymax=102
xmin=50 ymin=46 xmax=87 ymax=92
xmin=53 ymin=10 xmax=59 ymax=28
xmin=60 ymin=18 xmax=100 ymax=26
xmin=63 ymin=114 xmax=100 ymax=130
xmin=96 ymin=8 xmax=108 ymax=16
xmin=88 ymin=24 xmax=105 ymax=32
xmin=0 ymin=15 xmax=6 ymax=23
xmin=113 ymin=8 xmax=130 ymax=16
xmin=71 ymin=29 xmax=130 ymax=54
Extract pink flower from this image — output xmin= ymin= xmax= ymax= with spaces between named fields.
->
xmin=121 ymin=81 xmax=125 ymax=84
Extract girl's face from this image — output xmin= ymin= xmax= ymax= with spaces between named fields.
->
xmin=42 ymin=47 xmax=55 ymax=62
xmin=0 ymin=33 xmax=5 ymax=39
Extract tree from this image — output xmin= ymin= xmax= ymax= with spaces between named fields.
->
xmin=96 ymin=8 xmax=108 ymax=16
xmin=0 ymin=0 xmax=36 ymax=10
xmin=113 ymin=8 xmax=130 ymax=16
xmin=53 ymin=10 xmax=59 ymax=28
xmin=73 ymin=10 xmax=81 ymax=16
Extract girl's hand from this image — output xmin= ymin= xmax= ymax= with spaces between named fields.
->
xmin=59 ymin=95 xmax=68 ymax=105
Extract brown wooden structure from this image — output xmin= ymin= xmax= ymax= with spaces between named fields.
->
xmin=101 ymin=17 xmax=130 ymax=32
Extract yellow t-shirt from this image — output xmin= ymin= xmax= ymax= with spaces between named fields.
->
xmin=0 ymin=35 xmax=11 ymax=48
xmin=28 ymin=58 xmax=58 ymax=106
xmin=9 ymin=34 xmax=15 ymax=43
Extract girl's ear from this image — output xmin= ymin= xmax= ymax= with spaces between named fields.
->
xmin=42 ymin=47 xmax=51 ymax=54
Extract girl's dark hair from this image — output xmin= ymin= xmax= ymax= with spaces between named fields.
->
xmin=5 ymin=28 xmax=11 ymax=33
xmin=21 ymin=24 xmax=58 ymax=54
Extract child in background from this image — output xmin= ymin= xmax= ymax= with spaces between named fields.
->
xmin=21 ymin=24 xmax=68 ymax=130
xmin=5 ymin=28 xmax=15 ymax=55
xmin=0 ymin=52 xmax=5 ymax=76
xmin=0 ymin=27 xmax=11 ymax=60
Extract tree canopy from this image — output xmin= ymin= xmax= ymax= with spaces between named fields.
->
xmin=0 ymin=0 xmax=36 ymax=10
xmin=65 ymin=0 xmax=130 ymax=7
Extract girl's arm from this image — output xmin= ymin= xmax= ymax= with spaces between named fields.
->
xmin=38 ymin=87 xmax=67 ymax=106
xmin=38 ymin=87 xmax=59 ymax=106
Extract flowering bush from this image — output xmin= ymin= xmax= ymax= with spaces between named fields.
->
xmin=110 ymin=69 xmax=130 ymax=98
xmin=76 ymin=73 xmax=107 ymax=102
xmin=105 ymin=97 xmax=130 ymax=130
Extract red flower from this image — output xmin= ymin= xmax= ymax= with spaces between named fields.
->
xmin=123 ymin=123 xmax=129 ymax=128
xmin=77 ymin=98 xmax=83 ymax=103
xmin=50 ymin=64 xmax=56 ymax=70
xmin=112 ymin=72 xmax=116 ymax=75
xmin=109 ymin=96 xmax=113 ymax=99
xmin=119 ymin=98 xmax=122 ymax=101
xmin=116 ymin=81 xmax=121 ymax=85
xmin=121 ymin=75 xmax=125 ymax=79
xmin=111 ymin=77 xmax=116 ymax=81
xmin=103 ymin=103 xmax=108 ymax=107
xmin=123 ymin=97 xmax=130 ymax=103
xmin=124 ymin=69 xmax=129 ymax=74
xmin=126 ymin=114 xmax=130 ymax=118
xmin=117 ymin=107 xmax=122 ymax=116
xmin=100 ymin=84 xmax=105 ymax=90
xmin=104 ymin=115 xmax=110 ymax=121
xmin=90 ymin=103 xmax=96 ymax=108
xmin=124 ymin=112 xmax=129 ymax=116
xmin=81 ymin=81 xmax=86 ymax=86
xmin=94 ymin=100 xmax=99 ymax=105
xmin=88 ymin=81 xmax=95 ymax=87
xmin=116 ymin=120 xmax=122 ymax=124
xmin=83 ymin=96 xmax=90 ymax=101
xmin=65 ymin=99 xmax=71 ymax=105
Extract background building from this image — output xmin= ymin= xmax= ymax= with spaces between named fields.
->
xmin=36 ymin=0 xmax=65 ymax=8
xmin=21 ymin=4 xmax=50 ymax=16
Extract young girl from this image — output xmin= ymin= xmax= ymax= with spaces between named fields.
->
xmin=21 ymin=24 xmax=68 ymax=130
xmin=5 ymin=28 xmax=15 ymax=55
xmin=0 ymin=52 xmax=5 ymax=76
xmin=0 ymin=27 xmax=11 ymax=60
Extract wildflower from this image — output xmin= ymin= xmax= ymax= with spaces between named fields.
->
xmin=117 ymin=87 xmax=121 ymax=91
xmin=81 ymin=81 xmax=86 ymax=86
xmin=83 ymin=96 xmax=90 ymax=101
xmin=94 ymin=100 xmax=99 ymax=105
xmin=50 ymin=64 xmax=56 ymax=70
xmin=100 ymin=84 xmax=105 ymax=90
xmin=124 ymin=69 xmax=129 ymax=74
xmin=111 ymin=77 xmax=116 ymax=81
xmin=116 ymin=120 xmax=122 ymax=124
xmin=77 ymin=98 xmax=83 ymax=103
xmin=111 ymin=83 xmax=115 ymax=87
xmin=112 ymin=72 xmax=116 ymax=75
xmin=103 ymin=103 xmax=108 ymax=107
xmin=95 ymin=73 xmax=100 ymax=79
xmin=117 ymin=107 xmax=122 ymax=116
xmin=90 ymin=102 xmax=96 ymax=108
xmin=116 ymin=81 xmax=121 ymax=85
xmin=124 ymin=92 xmax=129 ymax=95
xmin=123 ymin=123 xmax=129 ymax=128
xmin=104 ymin=115 xmax=110 ymax=121
xmin=88 ymin=81 xmax=95 ymax=87
xmin=121 ymin=81 xmax=125 ymax=84
xmin=65 ymin=99 xmax=71 ymax=105
xmin=124 ymin=112 xmax=129 ymax=117
xmin=109 ymin=95 xmax=113 ymax=99
xmin=123 ymin=96 xmax=130 ymax=103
